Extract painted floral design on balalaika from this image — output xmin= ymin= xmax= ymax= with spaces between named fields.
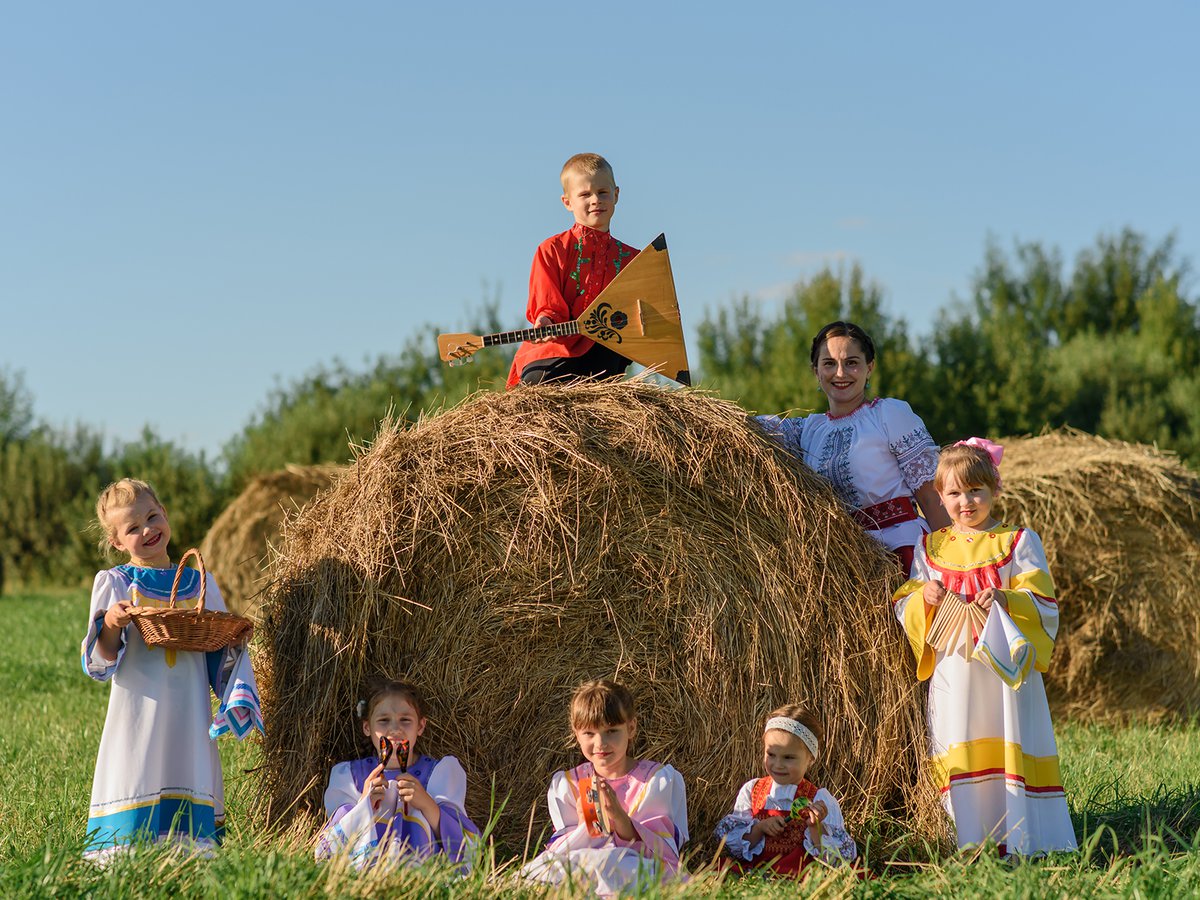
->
xmin=436 ymin=234 xmax=691 ymax=386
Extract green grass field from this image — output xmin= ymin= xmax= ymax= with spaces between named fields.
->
xmin=1 ymin=590 xmax=1198 ymax=898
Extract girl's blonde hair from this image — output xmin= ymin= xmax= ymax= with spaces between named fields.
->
xmin=934 ymin=443 xmax=1001 ymax=493
xmin=765 ymin=704 xmax=824 ymax=747
xmin=95 ymin=478 xmax=163 ymax=550
xmin=569 ymin=678 xmax=636 ymax=731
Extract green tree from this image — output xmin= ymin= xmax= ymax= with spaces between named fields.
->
xmin=222 ymin=307 xmax=512 ymax=491
xmin=0 ymin=369 xmax=34 ymax=444
xmin=698 ymin=263 xmax=938 ymax=431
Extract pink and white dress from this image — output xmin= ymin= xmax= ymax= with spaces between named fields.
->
xmin=521 ymin=759 xmax=688 ymax=896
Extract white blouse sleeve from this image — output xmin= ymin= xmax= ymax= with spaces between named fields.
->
xmin=803 ymin=789 xmax=859 ymax=863
xmin=661 ymin=763 xmax=690 ymax=847
xmin=880 ymin=399 xmax=939 ymax=493
xmin=546 ymin=770 xmax=579 ymax=835
xmin=81 ymin=571 xmax=127 ymax=680
xmin=755 ymin=414 xmax=806 ymax=459
xmin=322 ymin=761 xmax=361 ymax=818
xmin=426 ymin=756 xmax=469 ymax=811
xmin=712 ymin=779 xmax=761 ymax=861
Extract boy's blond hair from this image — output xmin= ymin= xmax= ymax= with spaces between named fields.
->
xmin=934 ymin=444 xmax=1001 ymax=493
xmin=95 ymin=478 xmax=163 ymax=549
xmin=569 ymin=678 xmax=636 ymax=731
xmin=560 ymin=153 xmax=615 ymax=190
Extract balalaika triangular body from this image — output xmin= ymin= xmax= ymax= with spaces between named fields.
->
xmin=438 ymin=233 xmax=691 ymax=386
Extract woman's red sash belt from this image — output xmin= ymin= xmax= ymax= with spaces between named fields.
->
xmin=852 ymin=496 xmax=918 ymax=531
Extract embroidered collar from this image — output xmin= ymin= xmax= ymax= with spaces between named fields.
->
xmin=570 ymin=222 xmax=613 ymax=243
xmin=825 ymin=396 xmax=879 ymax=421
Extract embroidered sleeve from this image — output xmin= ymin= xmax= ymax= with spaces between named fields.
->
xmin=803 ymin=790 xmax=859 ymax=863
xmin=712 ymin=780 xmax=762 ymax=861
xmin=755 ymin=414 xmax=805 ymax=460
xmin=881 ymin=400 xmax=939 ymax=492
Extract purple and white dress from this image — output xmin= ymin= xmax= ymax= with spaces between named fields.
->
xmin=759 ymin=398 xmax=940 ymax=556
xmin=316 ymin=754 xmax=479 ymax=869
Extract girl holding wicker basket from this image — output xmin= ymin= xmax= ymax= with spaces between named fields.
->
xmin=891 ymin=440 xmax=1077 ymax=856
xmin=81 ymin=478 xmax=252 ymax=861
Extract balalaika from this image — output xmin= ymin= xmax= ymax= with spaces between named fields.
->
xmin=438 ymin=233 xmax=691 ymax=386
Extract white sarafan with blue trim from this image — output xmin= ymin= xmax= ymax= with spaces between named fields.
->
xmin=81 ymin=564 xmax=239 ymax=861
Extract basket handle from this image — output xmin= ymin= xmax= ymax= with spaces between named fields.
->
xmin=169 ymin=548 xmax=207 ymax=612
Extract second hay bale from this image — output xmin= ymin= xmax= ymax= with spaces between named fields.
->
xmin=996 ymin=430 xmax=1200 ymax=719
xmin=200 ymin=465 xmax=339 ymax=619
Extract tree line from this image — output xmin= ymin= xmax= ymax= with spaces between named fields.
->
xmin=2 ymin=228 xmax=1196 ymax=591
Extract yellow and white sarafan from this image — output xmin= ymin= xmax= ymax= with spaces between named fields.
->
xmin=892 ymin=524 xmax=1077 ymax=855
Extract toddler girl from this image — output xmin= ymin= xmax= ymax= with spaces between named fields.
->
xmin=82 ymin=479 xmax=241 ymax=860
xmin=713 ymin=707 xmax=858 ymax=874
xmin=521 ymin=679 xmax=689 ymax=896
xmin=892 ymin=439 xmax=1077 ymax=855
xmin=316 ymin=679 xmax=479 ymax=868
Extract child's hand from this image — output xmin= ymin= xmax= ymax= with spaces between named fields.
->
xmin=395 ymin=773 xmax=442 ymax=836
xmin=533 ymin=315 xmax=555 ymax=343
xmin=104 ymin=601 xmax=134 ymax=630
xmin=803 ymin=799 xmax=829 ymax=825
xmin=749 ymin=815 xmax=788 ymax=844
xmin=922 ymin=581 xmax=947 ymax=607
xmin=361 ymin=763 xmax=387 ymax=809
xmin=232 ymin=622 xmax=255 ymax=650
xmin=596 ymin=776 xmax=637 ymax=842
xmin=976 ymin=587 xmax=1006 ymax=611
xmin=394 ymin=773 xmax=433 ymax=810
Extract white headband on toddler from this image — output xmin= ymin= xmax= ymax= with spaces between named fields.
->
xmin=765 ymin=716 xmax=819 ymax=760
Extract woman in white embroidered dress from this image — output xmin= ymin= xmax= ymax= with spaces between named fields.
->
xmin=759 ymin=321 xmax=950 ymax=572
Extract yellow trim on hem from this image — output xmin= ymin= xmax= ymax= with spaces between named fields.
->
xmin=931 ymin=737 xmax=1063 ymax=791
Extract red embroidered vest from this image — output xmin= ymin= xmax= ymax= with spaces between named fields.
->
xmin=750 ymin=777 xmax=819 ymax=860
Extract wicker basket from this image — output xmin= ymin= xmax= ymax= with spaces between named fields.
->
xmin=128 ymin=548 xmax=253 ymax=652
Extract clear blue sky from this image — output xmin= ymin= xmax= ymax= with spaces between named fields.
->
xmin=3 ymin=2 xmax=1197 ymax=459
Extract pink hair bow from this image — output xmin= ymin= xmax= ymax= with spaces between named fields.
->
xmin=955 ymin=437 xmax=1004 ymax=489
xmin=955 ymin=436 xmax=1004 ymax=466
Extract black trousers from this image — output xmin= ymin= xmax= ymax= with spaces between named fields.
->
xmin=518 ymin=342 xmax=630 ymax=385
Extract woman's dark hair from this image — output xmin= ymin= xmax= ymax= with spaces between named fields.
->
xmin=809 ymin=321 xmax=876 ymax=368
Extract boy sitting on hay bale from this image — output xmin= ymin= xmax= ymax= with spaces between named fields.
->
xmin=506 ymin=152 xmax=637 ymax=387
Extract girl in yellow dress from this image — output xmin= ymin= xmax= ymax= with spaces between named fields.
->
xmin=892 ymin=439 xmax=1077 ymax=856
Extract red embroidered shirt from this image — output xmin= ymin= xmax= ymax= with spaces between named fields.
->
xmin=506 ymin=224 xmax=638 ymax=388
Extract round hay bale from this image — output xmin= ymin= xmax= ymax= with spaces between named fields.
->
xmin=200 ymin=465 xmax=339 ymax=620
xmin=995 ymin=430 xmax=1200 ymax=720
xmin=257 ymin=382 xmax=942 ymax=855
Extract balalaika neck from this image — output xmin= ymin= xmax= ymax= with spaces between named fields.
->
xmin=483 ymin=320 xmax=581 ymax=347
